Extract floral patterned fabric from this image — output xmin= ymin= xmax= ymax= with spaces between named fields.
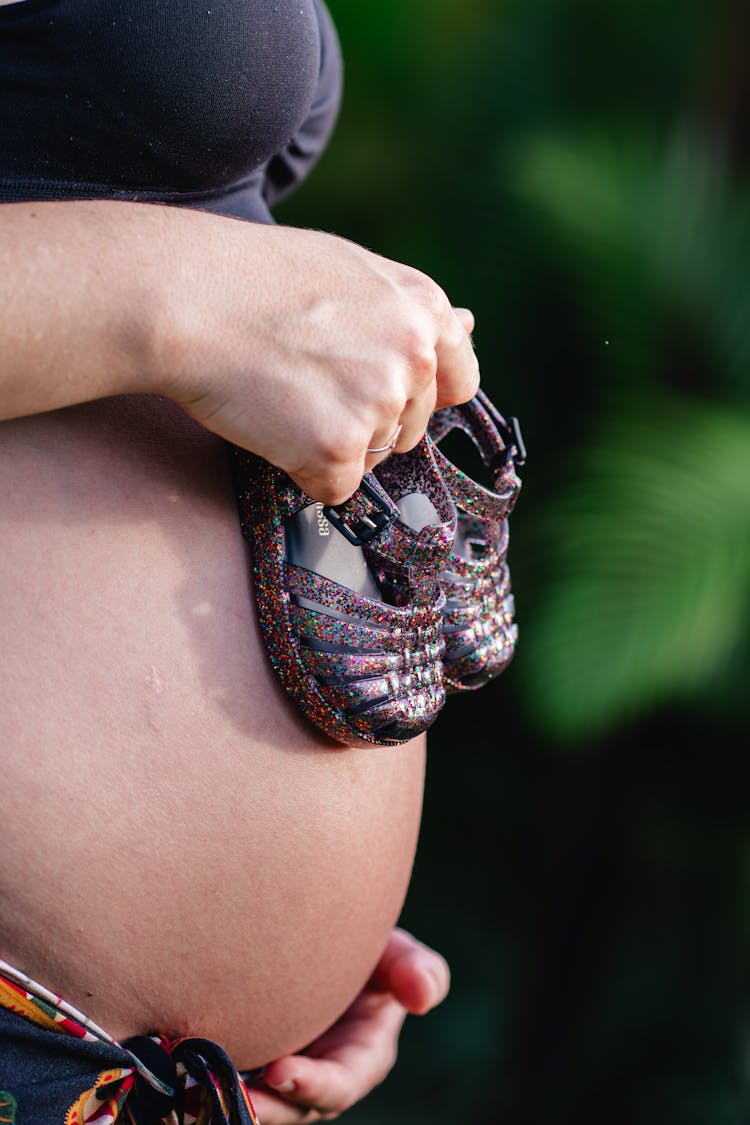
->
xmin=0 ymin=961 xmax=260 ymax=1125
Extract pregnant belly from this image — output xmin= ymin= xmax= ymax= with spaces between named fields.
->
xmin=0 ymin=396 xmax=425 ymax=1068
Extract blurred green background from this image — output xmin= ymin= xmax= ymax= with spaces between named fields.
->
xmin=277 ymin=1 xmax=750 ymax=1121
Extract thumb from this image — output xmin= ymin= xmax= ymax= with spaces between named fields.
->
xmin=368 ymin=928 xmax=451 ymax=1015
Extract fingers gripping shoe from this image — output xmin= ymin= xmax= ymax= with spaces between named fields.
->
xmin=426 ymin=390 xmax=526 ymax=692
xmin=231 ymin=440 xmax=456 ymax=747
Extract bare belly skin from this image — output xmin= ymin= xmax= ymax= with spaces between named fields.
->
xmin=0 ymin=395 xmax=425 ymax=1069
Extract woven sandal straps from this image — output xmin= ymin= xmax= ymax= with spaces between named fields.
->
xmin=427 ymin=393 xmax=524 ymax=521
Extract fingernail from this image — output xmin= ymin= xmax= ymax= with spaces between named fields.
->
xmin=268 ymin=1079 xmax=296 ymax=1094
xmin=427 ymin=965 xmax=444 ymax=1001
xmin=426 ymin=955 xmax=451 ymax=999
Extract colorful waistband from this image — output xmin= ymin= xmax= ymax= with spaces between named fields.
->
xmin=0 ymin=960 xmax=260 ymax=1125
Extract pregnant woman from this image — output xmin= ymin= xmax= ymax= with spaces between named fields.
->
xmin=0 ymin=1 xmax=480 ymax=1122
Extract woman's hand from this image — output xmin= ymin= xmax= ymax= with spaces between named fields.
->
xmin=245 ymin=928 xmax=450 ymax=1123
xmin=163 ymin=221 xmax=479 ymax=504
xmin=0 ymin=202 xmax=478 ymax=504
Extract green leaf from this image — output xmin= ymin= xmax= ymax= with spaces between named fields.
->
xmin=518 ymin=393 xmax=750 ymax=740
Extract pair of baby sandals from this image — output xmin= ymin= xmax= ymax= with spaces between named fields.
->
xmin=231 ymin=390 xmax=525 ymax=748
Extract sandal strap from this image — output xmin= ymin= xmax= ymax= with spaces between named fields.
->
xmin=348 ymin=687 xmax=445 ymax=730
xmin=428 ymin=390 xmax=524 ymax=470
xmin=442 ymin=567 xmax=512 ymax=630
xmin=368 ymin=437 xmax=457 ymax=590
xmin=430 ymin=442 xmax=520 ymax=521
xmin=230 ymin=444 xmax=447 ymax=746
xmin=427 ymin=392 xmax=522 ymax=520
xmin=367 ymin=519 xmax=455 ymax=595
xmin=232 ymin=446 xmax=454 ymax=585
xmin=233 ymin=448 xmax=399 ymax=530
xmin=436 ymin=517 xmax=508 ymax=582
xmin=286 ymin=562 xmax=442 ymax=629
xmin=301 ymin=647 xmax=425 ymax=679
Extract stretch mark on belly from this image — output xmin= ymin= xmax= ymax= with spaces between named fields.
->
xmin=144 ymin=665 xmax=165 ymax=695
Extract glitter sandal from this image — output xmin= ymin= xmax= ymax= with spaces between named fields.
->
xmin=230 ymin=439 xmax=456 ymax=747
xmin=425 ymin=390 xmax=526 ymax=691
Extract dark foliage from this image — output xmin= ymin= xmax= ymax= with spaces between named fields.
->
xmin=277 ymin=2 xmax=750 ymax=1119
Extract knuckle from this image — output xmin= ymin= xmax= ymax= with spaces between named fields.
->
xmin=401 ymin=329 xmax=437 ymax=389
xmin=318 ymin=429 xmax=363 ymax=469
xmin=400 ymin=263 xmax=447 ymax=310
xmin=318 ymin=427 xmax=353 ymax=464
xmin=372 ymin=371 xmax=406 ymax=416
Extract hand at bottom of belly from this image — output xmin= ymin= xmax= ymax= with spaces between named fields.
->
xmin=246 ymin=928 xmax=451 ymax=1122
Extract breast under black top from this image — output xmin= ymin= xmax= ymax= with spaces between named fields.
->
xmin=0 ymin=0 xmax=341 ymax=222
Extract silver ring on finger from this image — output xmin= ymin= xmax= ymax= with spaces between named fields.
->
xmin=366 ymin=423 xmax=403 ymax=455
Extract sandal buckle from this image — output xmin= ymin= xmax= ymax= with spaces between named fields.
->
xmin=493 ymin=415 xmax=527 ymax=471
xmin=323 ymin=480 xmax=399 ymax=547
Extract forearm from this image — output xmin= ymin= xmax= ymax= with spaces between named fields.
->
xmin=0 ymin=198 xmax=478 ymax=503
xmin=0 ymin=200 xmax=191 ymax=419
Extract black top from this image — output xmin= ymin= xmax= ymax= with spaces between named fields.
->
xmin=0 ymin=0 xmax=342 ymax=222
